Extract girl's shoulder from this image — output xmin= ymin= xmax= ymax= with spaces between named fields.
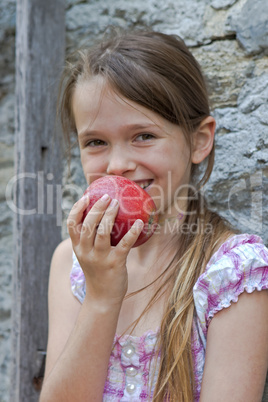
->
xmin=198 ymin=233 xmax=268 ymax=283
xmin=193 ymin=233 xmax=268 ymax=333
xmin=54 ymin=236 xmax=73 ymax=254
xmin=52 ymin=237 xmax=73 ymax=268
xmin=49 ymin=237 xmax=74 ymax=282
xmin=204 ymin=233 xmax=267 ymax=269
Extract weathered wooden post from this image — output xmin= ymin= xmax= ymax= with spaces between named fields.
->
xmin=10 ymin=0 xmax=65 ymax=400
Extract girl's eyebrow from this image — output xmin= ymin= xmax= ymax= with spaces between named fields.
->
xmin=78 ymin=123 xmax=161 ymax=138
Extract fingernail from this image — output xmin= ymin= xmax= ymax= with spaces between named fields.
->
xmin=80 ymin=196 xmax=89 ymax=206
xmin=134 ymin=219 xmax=144 ymax=229
xmin=109 ymin=199 xmax=118 ymax=208
xmin=100 ymin=194 xmax=110 ymax=202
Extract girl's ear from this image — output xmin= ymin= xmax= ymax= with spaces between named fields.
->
xmin=191 ymin=116 xmax=216 ymax=164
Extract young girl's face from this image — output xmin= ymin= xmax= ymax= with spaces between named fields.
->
xmin=72 ymin=77 xmax=194 ymax=218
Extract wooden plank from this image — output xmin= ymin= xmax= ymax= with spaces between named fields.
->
xmin=10 ymin=0 xmax=65 ymax=400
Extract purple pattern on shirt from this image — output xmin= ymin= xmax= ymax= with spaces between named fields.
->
xmin=103 ymin=331 xmax=160 ymax=401
xmin=70 ymin=234 xmax=268 ymax=401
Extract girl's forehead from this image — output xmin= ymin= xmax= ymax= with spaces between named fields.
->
xmin=74 ymin=78 xmax=124 ymax=110
xmin=74 ymin=76 xmax=109 ymax=102
xmin=73 ymin=76 xmax=156 ymax=120
xmin=73 ymin=77 xmax=178 ymax=136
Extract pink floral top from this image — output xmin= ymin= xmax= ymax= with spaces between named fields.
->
xmin=70 ymin=234 xmax=268 ymax=401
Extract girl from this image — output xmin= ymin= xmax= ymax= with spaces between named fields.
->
xmin=40 ymin=30 xmax=268 ymax=401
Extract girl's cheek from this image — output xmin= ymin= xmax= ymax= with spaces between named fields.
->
xmin=82 ymin=162 xmax=108 ymax=184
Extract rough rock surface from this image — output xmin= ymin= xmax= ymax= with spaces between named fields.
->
xmin=211 ymin=0 xmax=238 ymax=9
xmin=0 ymin=0 xmax=267 ymax=400
xmin=227 ymin=0 xmax=268 ymax=55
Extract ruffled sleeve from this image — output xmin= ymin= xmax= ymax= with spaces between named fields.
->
xmin=70 ymin=252 xmax=86 ymax=304
xmin=193 ymin=234 xmax=268 ymax=336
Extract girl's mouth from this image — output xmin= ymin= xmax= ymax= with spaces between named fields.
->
xmin=135 ymin=179 xmax=153 ymax=190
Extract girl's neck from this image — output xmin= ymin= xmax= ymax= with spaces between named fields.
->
xmin=128 ymin=221 xmax=179 ymax=274
xmin=134 ymin=209 xmax=182 ymax=255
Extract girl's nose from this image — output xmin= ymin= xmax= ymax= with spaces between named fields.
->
xmin=106 ymin=147 xmax=136 ymax=176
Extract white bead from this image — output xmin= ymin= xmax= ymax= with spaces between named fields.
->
xmin=123 ymin=344 xmax=135 ymax=358
xmin=126 ymin=383 xmax=136 ymax=394
xmin=126 ymin=366 xmax=137 ymax=377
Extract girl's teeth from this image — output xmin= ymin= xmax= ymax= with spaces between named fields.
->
xmin=140 ymin=181 xmax=150 ymax=189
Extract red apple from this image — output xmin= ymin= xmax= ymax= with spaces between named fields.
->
xmin=82 ymin=175 xmax=159 ymax=247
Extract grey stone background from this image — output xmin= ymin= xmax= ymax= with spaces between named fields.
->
xmin=0 ymin=0 xmax=267 ymax=400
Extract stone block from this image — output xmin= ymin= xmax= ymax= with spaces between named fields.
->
xmin=227 ymin=0 xmax=268 ymax=55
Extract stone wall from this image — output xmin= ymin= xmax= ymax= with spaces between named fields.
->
xmin=0 ymin=0 xmax=267 ymax=400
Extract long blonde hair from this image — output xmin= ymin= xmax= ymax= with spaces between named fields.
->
xmin=59 ymin=29 xmax=235 ymax=401
xmin=152 ymin=199 xmax=233 ymax=401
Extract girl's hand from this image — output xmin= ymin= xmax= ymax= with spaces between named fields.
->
xmin=67 ymin=194 xmax=144 ymax=307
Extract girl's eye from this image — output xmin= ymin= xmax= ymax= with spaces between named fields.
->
xmin=86 ymin=139 xmax=106 ymax=147
xmin=135 ymin=133 xmax=155 ymax=141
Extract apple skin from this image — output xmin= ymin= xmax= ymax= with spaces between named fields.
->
xmin=82 ymin=175 xmax=159 ymax=247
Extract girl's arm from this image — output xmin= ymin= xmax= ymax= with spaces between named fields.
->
xmin=40 ymin=195 xmax=144 ymax=401
xmin=200 ymin=289 xmax=268 ymax=402
xmin=40 ymin=240 xmax=122 ymax=401
xmin=42 ymin=237 xmax=81 ymax=381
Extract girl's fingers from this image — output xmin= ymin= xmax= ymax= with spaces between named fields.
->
xmin=79 ymin=194 xmax=111 ymax=249
xmin=69 ymin=194 xmax=144 ymax=256
xmin=116 ymin=219 xmax=144 ymax=253
xmin=67 ymin=195 xmax=89 ymax=245
xmin=94 ymin=199 xmax=120 ymax=250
